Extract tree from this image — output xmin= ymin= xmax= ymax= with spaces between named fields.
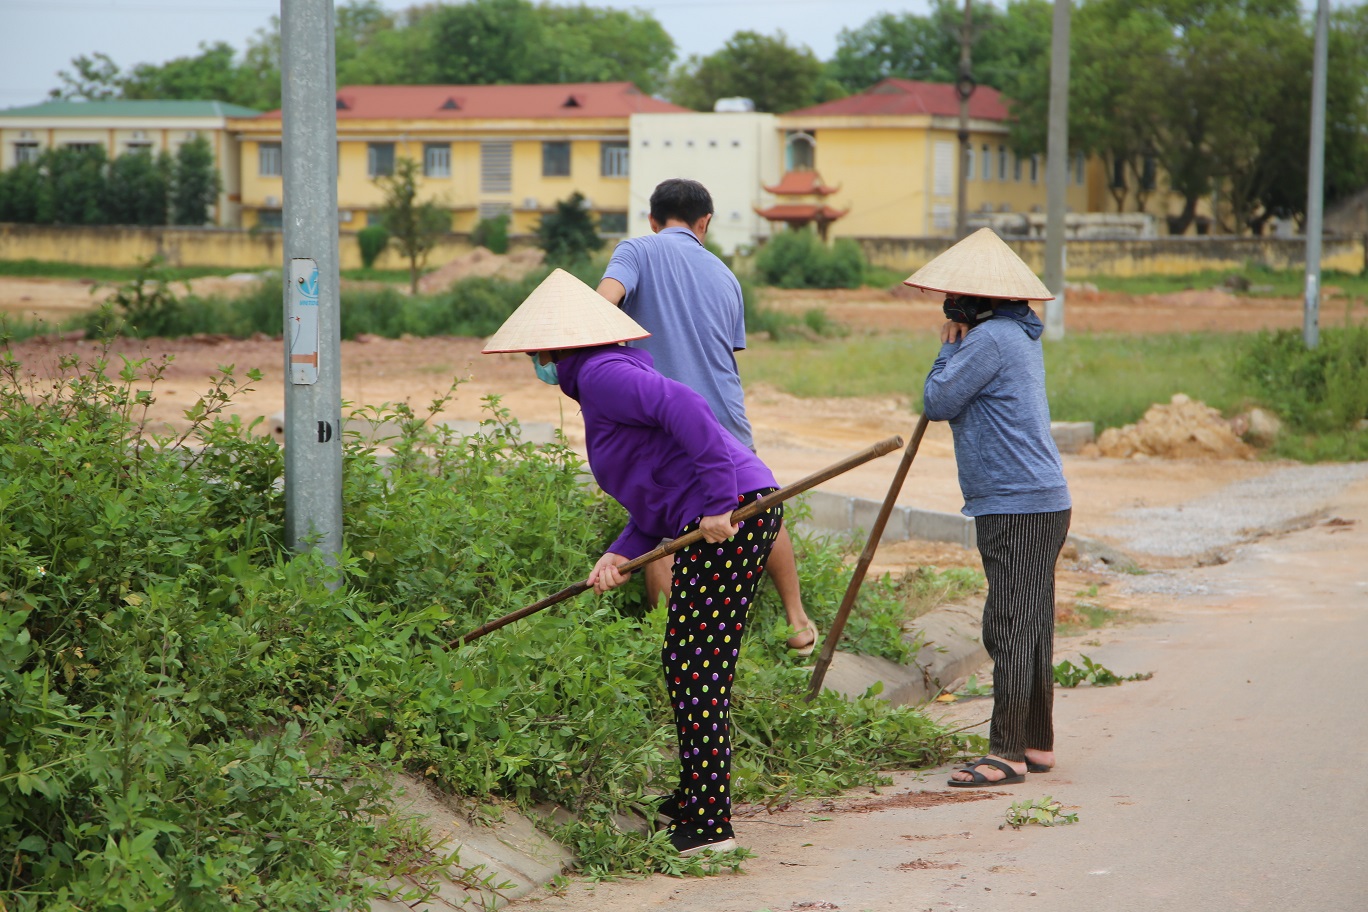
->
xmin=122 ymin=42 xmax=240 ymax=102
xmin=376 ymin=157 xmax=450 ymax=294
xmin=170 ymin=136 xmax=221 ymax=226
xmin=49 ymin=52 xmax=122 ymax=100
xmin=0 ymin=162 xmax=44 ymax=223
xmin=38 ymin=146 xmax=109 ymax=225
xmin=106 ymin=150 xmax=172 ymax=226
xmin=668 ymin=31 xmax=840 ymax=113
xmin=427 ymin=0 xmax=553 ymax=85
xmin=535 ymin=192 xmax=603 ymax=266
xmin=539 ymin=5 xmax=676 ymax=95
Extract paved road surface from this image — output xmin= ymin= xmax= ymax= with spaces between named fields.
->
xmin=513 ymin=477 xmax=1368 ymax=912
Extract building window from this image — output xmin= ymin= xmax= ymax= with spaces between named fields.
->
xmin=13 ymin=142 xmax=39 ymax=165
xmin=542 ymin=141 xmax=571 ymax=177
xmin=259 ymin=142 xmax=282 ymax=177
xmin=258 ymin=209 xmax=283 ymax=229
xmin=598 ymin=212 xmax=627 ymax=234
xmin=1030 ymin=154 xmax=1040 ymax=183
xmin=1111 ymin=158 xmax=1126 ymax=190
xmin=481 ymin=142 xmax=512 ymax=193
xmin=65 ymin=142 xmax=101 ymax=154
xmin=1013 ymin=150 xmax=1022 ymax=182
xmin=998 ymin=145 xmax=1008 ymax=181
xmin=965 ymin=145 xmax=974 ymax=181
xmin=600 ymin=141 xmax=629 ymax=178
xmin=982 ymin=143 xmax=991 ymax=180
xmin=424 ymin=143 xmax=451 ymax=178
xmin=785 ymin=131 xmax=815 ymax=171
xmin=368 ymin=142 xmax=395 ymax=177
xmin=366 ymin=211 xmax=386 ymax=226
xmin=124 ymin=141 xmax=153 ymax=155
xmin=1074 ymin=152 xmax=1086 ymax=185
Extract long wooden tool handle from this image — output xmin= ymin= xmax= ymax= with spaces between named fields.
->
xmin=805 ymin=413 xmax=931 ymax=701
xmin=454 ymin=434 xmax=905 ymax=647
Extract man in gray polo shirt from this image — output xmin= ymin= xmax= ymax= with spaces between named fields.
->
xmin=596 ymin=178 xmax=819 ymax=655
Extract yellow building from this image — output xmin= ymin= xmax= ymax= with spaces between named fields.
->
xmin=778 ymin=79 xmax=1099 ymax=239
xmin=0 ymin=99 xmax=258 ymax=226
xmin=229 ymin=82 xmax=688 ymax=236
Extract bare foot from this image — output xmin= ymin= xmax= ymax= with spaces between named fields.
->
xmin=1024 ymin=748 xmax=1056 ymax=771
xmin=950 ymin=754 xmax=1026 ymax=783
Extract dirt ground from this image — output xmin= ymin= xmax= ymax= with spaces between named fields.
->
xmin=0 ymin=272 xmax=1323 ymax=605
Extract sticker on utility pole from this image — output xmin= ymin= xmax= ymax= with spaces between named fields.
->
xmin=289 ymin=258 xmax=320 ymax=384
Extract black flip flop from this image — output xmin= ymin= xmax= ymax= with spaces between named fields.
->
xmin=947 ymin=756 xmax=1026 ymax=788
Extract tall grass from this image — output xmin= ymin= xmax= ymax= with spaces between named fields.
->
xmin=1086 ymin=267 xmax=1368 ymax=299
xmin=740 ymin=329 xmax=1368 ymax=460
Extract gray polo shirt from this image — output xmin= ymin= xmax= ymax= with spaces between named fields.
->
xmin=602 ymin=227 xmax=754 ymax=449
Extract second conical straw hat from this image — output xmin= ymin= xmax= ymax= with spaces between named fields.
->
xmin=903 ymin=227 xmax=1054 ymax=301
xmin=482 ymin=268 xmax=650 ymax=353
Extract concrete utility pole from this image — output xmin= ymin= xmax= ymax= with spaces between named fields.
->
xmin=954 ymin=0 xmax=975 ymax=239
xmin=1303 ymin=0 xmax=1329 ymax=350
xmin=1042 ymin=0 xmax=1071 ymax=341
xmin=281 ymin=0 xmax=344 ymax=565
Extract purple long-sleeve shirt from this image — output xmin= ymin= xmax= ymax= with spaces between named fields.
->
xmin=557 ymin=346 xmax=778 ymax=559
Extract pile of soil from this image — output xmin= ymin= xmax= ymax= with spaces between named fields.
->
xmin=416 ymin=247 xmax=545 ymax=294
xmin=1091 ymin=393 xmax=1255 ymax=460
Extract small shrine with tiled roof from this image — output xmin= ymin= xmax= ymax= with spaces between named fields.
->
xmin=755 ymin=170 xmax=848 ymax=240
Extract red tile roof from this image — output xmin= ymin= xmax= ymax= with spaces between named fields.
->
xmin=755 ymin=204 xmax=848 ymax=222
xmin=255 ymin=82 xmax=689 ymax=120
xmin=764 ymin=170 xmax=840 ymax=197
xmin=786 ymin=78 xmax=1009 ymax=120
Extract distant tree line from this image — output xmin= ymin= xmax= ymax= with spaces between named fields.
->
xmin=44 ymin=0 xmax=1368 ymax=234
xmin=0 ymin=137 xmax=221 ymax=226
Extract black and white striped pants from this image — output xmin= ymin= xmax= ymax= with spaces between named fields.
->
xmin=975 ymin=508 xmax=1072 ymax=762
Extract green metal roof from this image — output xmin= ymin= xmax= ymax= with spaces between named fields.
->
xmin=0 ymin=99 xmax=260 ymax=119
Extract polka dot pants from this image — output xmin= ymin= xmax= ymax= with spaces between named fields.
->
xmin=662 ymin=488 xmax=782 ymax=845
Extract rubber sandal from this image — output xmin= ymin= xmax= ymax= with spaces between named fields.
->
xmin=947 ymin=756 xmax=1026 ymax=788
xmin=787 ymin=621 xmax=819 ymax=657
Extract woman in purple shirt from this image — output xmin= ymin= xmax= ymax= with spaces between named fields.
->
xmin=484 ymin=269 xmax=782 ymax=857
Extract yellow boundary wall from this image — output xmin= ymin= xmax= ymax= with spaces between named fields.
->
xmin=1 ymin=223 xmax=1363 ymax=277
xmin=856 ymin=234 xmax=1366 ymax=277
xmin=0 ymin=223 xmax=480 ymax=272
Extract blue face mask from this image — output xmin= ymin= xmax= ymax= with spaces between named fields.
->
xmin=533 ymin=357 xmax=559 ymax=386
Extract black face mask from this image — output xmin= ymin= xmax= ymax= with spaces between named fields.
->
xmin=943 ymin=295 xmax=996 ymax=326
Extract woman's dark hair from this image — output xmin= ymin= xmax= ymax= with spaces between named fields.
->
xmin=649 ymin=178 xmax=714 ymax=225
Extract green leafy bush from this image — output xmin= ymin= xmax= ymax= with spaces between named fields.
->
xmin=754 ymin=228 xmax=865 ymax=289
xmin=0 ymin=346 xmax=960 ymax=904
xmin=535 ymin=193 xmax=604 ymax=267
xmin=472 ymin=213 xmax=511 ymax=254
xmin=357 ymin=224 xmax=391 ymax=269
xmin=1236 ymin=325 xmax=1368 ymax=460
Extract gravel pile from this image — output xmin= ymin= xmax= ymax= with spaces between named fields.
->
xmin=1098 ymin=462 xmax=1368 ymax=559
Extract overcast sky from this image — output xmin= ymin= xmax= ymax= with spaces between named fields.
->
xmin=0 ymin=0 xmax=936 ymax=110
xmin=0 ymin=0 xmax=1350 ymax=110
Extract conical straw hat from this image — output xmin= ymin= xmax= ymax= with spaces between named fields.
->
xmin=482 ymin=268 xmax=650 ymax=353
xmin=903 ymin=228 xmax=1054 ymax=301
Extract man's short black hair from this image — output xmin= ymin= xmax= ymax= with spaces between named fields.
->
xmin=649 ymin=178 xmax=714 ymax=225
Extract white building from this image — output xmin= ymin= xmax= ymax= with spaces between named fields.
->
xmin=626 ymin=112 xmax=780 ymax=254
